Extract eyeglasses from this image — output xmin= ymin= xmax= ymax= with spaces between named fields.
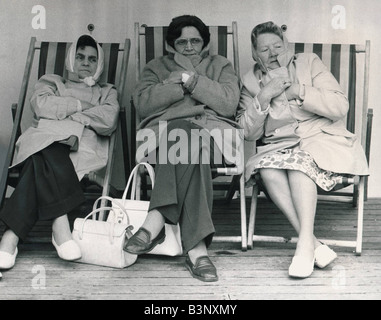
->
xmin=174 ymin=38 xmax=203 ymax=47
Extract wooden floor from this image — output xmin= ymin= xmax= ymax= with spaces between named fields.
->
xmin=0 ymin=196 xmax=380 ymax=300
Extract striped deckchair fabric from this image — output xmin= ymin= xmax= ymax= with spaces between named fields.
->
xmin=289 ymin=42 xmax=369 ymax=142
xmin=132 ymin=21 xmax=247 ymax=251
xmin=38 ymin=41 xmax=124 ymax=87
xmin=0 ymin=37 xmax=131 ymax=213
xmin=141 ymin=26 xmax=229 ymax=62
xmin=135 ymin=22 xmax=240 ymax=82
xmin=248 ymin=40 xmax=373 ymax=255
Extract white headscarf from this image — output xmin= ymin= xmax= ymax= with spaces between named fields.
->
xmin=251 ymin=26 xmax=293 ymax=73
xmin=65 ymin=35 xmax=104 ymax=86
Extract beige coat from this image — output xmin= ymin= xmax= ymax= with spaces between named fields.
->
xmin=237 ymin=52 xmax=369 ymax=183
xmin=133 ymin=45 xmax=244 ymax=172
xmin=12 ymin=74 xmax=119 ymax=180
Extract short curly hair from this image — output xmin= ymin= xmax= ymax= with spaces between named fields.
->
xmin=251 ymin=21 xmax=284 ymax=49
xmin=166 ymin=15 xmax=210 ymax=49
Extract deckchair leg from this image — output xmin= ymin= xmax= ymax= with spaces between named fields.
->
xmin=248 ymin=184 xmax=259 ymax=249
xmin=355 ymin=176 xmax=365 ymax=255
xmin=239 ymin=174 xmax=247 ymax=251
xmin=97 ymin=132 xmax=117 ymax=220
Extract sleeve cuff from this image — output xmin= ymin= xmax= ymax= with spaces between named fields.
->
xmin=183 ymin=74 xmax=199 ymax=94
xmin=254 ymin=95 xmax=270 ymax=114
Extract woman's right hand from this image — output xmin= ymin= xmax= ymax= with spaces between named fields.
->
xmin=257 ymin=77 xmax=291 ymax=110
xmin=163 ymin=71 xmax=184 ymax=84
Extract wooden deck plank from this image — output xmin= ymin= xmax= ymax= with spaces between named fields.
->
xmin=0 ymin=198 xmax=380 ymax=300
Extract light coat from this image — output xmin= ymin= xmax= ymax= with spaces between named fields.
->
xmin=237 ymin=52 xmax=369 ymax=183
xmin=133 ymin=46 xmax=244 ymax=172
xmin=12 ymin=74 xmax=119 ymax=180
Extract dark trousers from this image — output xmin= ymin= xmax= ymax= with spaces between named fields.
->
xmin=0 ymin=143 xmax=86 ymax=241
xmin=148 ymin=120 xmax=217 ymax=253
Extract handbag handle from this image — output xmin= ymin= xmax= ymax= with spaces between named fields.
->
xmin=78 ymin=206 xmax=132 ymax=244
xmin=92 ymin=195 xmax=131 ymax=225
xmin=122 ymin=162 xmax=155 ymax=201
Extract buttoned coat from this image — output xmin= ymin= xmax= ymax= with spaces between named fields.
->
xmin=11 ymin=74 xmax=119 ymax=180
xmin=237 ymin=52 xmax=369 ymax=184
xmin=133 ymin=46 xmax=244 ymax=171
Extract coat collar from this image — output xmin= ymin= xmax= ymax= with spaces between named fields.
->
xmin=243 ymin=49 xmax=298 ymax=97
xmin=165 ymin=42 xmax=210 ymax=71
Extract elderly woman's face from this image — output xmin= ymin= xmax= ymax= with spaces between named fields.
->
xmin=174 ymin=26 xmax=204 ymax=56
xmin=73 ymin=46 xmax=98 ymax=79
xmin=255 ymin=33 xmax=285 ymax=70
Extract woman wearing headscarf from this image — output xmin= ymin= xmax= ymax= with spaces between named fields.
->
xmin=237 ymin=21 xmax=369 ymax=278
xmin=0 ymin=35 xmax=119 ymax=271
xmin=125 ymin=15 xmax=242 ymax=282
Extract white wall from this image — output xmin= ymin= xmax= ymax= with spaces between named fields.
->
xmin=0 ymin=0 xmax=380 ymax=196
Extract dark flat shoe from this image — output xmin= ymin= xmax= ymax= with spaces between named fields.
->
xmin=185 ymin=256 xmax=218 ymax=282
xmin=124 ymin=227 xmax=165 ymax=255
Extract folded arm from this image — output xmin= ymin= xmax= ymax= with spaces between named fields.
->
xmin=236 ymin=86 xmax=267 ymax=141
xmin=31 ymin=76 xmax=79 ymax=120
xmin=186 ymin=61 xmax=240 ymax=118
xmin=31 ymin=76 xmax=120 ymax=136
xmin=299 ymin=54 xmax=349 ymax=121
xmin=133 ymin=62 xmax=185 ymax=119
xmin=70 ymin=87 xmax=120 ymax=136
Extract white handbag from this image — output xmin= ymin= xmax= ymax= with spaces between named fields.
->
xmin=72 ymin=196 xmax=138 ymax=268
xmin=109 ymin=162 xmax=183 ymax=256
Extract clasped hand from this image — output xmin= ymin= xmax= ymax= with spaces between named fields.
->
xmin=258 ymin=76 xmax=300 ymax=107
xmin=164 ymin=71 xmax=195 ymax=85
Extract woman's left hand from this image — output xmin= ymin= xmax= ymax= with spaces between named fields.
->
xmin=284 ymin=83 xmax=300 ymax=101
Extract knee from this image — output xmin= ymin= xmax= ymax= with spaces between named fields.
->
xmin=259 ymin=168 xmax=284 ymax=185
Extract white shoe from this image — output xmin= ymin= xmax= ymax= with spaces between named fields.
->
xmin=289 ymin=255 xmax=315 ymax=278
xmin=314 ymin=244 xmax=337 ymax=268
xmin=0 ymin=247 xmax=18 ymax=270
xmin=52 ymin=234 xmax=81 ymax=261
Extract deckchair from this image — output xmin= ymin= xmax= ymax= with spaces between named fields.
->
xmin=0 ymin=37 xmax=131 ymax=219
xmin=131 ymin=21 xmax=247 ymax=250
xmin=248 ymin=40 xmax=373 ymax=255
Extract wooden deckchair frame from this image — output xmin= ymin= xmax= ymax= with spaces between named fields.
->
xmin=248 ymin=40 xmax=373 ymax=255
xmin=0 ymin=37 xmax=131 ymax=218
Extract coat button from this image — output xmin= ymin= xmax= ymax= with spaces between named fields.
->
xmin=195 ymin=115 xmax=201 ymax=120
xmin=275 ymin=128 xmax=280 ymax=133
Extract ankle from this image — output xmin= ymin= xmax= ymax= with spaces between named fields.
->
xmin=188 ymin=243 xmax=208 ymax=264
xmin=52 ymin=215 xmax=73 ymax=246
xmin=0 ymin=230 xmax=19 ymax=254
xmin=141 ymin=210 xmax=165 ymax=239
xmin=295 ymin=239 xmax=315 ymax=259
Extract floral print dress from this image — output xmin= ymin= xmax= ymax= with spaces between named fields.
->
xmin=254 ymin=148 xmax=352 ymax=191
